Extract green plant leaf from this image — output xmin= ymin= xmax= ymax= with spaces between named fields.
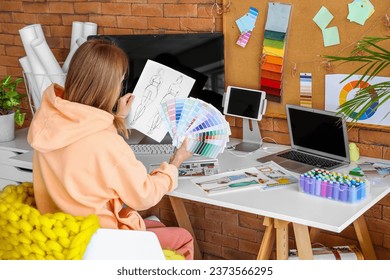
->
xmin=14 ymin=109 xmax=25 ymax=127
xmin=323 ymin=36 xmax=390 ymax=125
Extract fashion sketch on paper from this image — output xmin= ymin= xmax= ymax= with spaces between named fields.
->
xmin=147 ymin=75 xmax=184 ymax=134
xmin=130 ymin=68 xmax=164 ymax=125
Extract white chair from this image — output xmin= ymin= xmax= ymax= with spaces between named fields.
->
xmin=82 ymin=228 xmax=165 ymax=260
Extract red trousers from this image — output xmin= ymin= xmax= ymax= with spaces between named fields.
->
xmin=145 ymin=219 xmax=194 ymax=260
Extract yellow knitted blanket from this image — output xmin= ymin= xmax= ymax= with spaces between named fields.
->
xmin=0 ymin=182 xmax=99 ymax=260
xmin=0 ymin=183 xmax=184 ymax=260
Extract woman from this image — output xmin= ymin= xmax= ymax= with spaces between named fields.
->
xmin=27 ymin=39 xmax=194 ymax=259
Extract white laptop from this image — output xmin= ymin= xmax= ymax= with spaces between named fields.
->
xmin=257 ymin=104 xmax=350 ymax=173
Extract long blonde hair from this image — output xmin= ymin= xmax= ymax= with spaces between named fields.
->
xmin=64 ymin=39 xmax=129 ymax=137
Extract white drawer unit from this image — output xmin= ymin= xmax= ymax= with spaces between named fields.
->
xmin=0 ymin=178 xmax=19 ymax=190
xmin=0 ymin=128 xmax=33 ymax=188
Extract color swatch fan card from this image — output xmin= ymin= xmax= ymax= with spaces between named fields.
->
xmin=159 ymin=97 xmax=231 ymax=158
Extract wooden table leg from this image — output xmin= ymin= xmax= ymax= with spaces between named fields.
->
xmin=257 ymin=217 xmax=276 ymax=260
xmin=309 ymin=227 xmax=321 ymax=243
xmin=293 ymin=223 xmax=313 ymax=260
xmin=353 ymin=215 xmax=377 ymax=260
xmin=274 ymin=219 xmax=290 ymax=260
xmin=169 ymin=196 xmax=202 ymax=260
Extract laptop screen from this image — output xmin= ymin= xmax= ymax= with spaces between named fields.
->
xmin=286 ymin=104 xmax=350 ymax=161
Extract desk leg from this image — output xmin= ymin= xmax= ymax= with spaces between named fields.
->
xmin=292 ymin=223 xmax=313 ymax=260
xmin=274 ymin=219 xmax=290 ymax=260
xmin=257 ymin=217 xmax=275 ymax=260
xmin=309 ymin=227 xmax=321 ymax=243
xmin=169 ymin=196 xmax=202 ymax=260
xmin=353 ymin=215 xmax=377 ymax=260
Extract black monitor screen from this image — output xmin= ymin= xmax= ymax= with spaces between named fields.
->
xmin=225 ymin=87 xmax=264 ymax=120
xmin=288 ymin=107 xmax=348 ymax=158
xmin=88 ymin=33 xmax=225 ymax=112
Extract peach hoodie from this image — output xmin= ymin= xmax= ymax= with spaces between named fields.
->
xmin=27 ymin=84 xmax=178 ymax=230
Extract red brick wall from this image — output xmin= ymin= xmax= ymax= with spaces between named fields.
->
xmin=1 ymin=0 xmax=390 ymax=260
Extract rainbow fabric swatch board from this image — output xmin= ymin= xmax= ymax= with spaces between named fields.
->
xmin=159 ymin=97 xmax=231 ymax=159
xmin=260 ymin=2 xmax=292 ymax=103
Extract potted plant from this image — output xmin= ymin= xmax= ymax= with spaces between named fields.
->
xmin=323 ymin=36 xmax=390 ymax=125
xmin=0 ymin=75 xmax=26 ymax=142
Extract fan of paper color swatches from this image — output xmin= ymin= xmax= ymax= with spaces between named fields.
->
xmin=159 ymin=97 xmax=231 ymax=158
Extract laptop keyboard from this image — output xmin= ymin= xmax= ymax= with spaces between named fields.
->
xmin=130 ymin=144 xmax=175 ymax=155
xmin=278 ymin=150 xmax=341 ymax=169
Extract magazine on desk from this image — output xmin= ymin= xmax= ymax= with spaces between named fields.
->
xmin=357 ymin=161 xmax=390 ymax=177
xmin=192 ymin=161 xmax=298 ymax=195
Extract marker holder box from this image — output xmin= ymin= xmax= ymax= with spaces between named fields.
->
xmin=299 ymin=169 xmax=370 ymax=204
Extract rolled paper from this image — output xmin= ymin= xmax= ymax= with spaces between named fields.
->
xmin=19 ymin=56 xmax=40 ymax=113
xmin=62 ymin=37 xmax=87 ymax=73
xmin=70 ymin=21 xmax=84 ymax=51
xmin=76 ymin=37 xmax=87 ymax=46
xmin=19 ymin=24 xmax=51 ymax=103
xmin=31 ymin=38 xmax=65 ymax=86
xmin=83 ymin=22 xmax=98 ymax=38
xmin=32 ymin=24 xmax=45 ymax=41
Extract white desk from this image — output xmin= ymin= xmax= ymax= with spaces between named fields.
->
xmin=4 ymin=131 xmax=390 ymax=260
xmin=168 ymin=139 xmax=390 ymax=260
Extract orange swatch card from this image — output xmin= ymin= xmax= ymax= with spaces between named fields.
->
xmin=264 ymin=55 xmax=283 ymax=65
xmin=261 ymin=62 xmax=282 ymax=73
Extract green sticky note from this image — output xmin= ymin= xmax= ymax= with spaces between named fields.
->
xmin=322 ymin=26 xmax=340 ymax=47
xmin=313 ymin=6 xmax=334 ymax=30
xmin=347 ymin=0 xmax=375 ymax=26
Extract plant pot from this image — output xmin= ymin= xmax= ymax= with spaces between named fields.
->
xmin=0 ymin=112 xmax=15 ymax=142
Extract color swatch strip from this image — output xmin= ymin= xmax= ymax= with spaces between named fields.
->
xmin=159 ymin=97 xmax=231 ymax=158
xmin=260 ymin=2 xmax=292 ymax=103
xmin=300 ymin=73 xmax=313 ymax=108
xmin=235 ymin=7 xmax=259 ymax=48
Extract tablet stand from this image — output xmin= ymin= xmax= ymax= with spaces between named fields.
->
xmin=233 ymin=118 xmax=262 ymax=152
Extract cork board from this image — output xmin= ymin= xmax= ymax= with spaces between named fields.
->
xmin=222 ymin=0 xmax=390 ymax=117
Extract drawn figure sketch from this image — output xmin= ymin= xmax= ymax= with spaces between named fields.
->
xmin=130 ymin=68 xmax=164 ymax=125
xmin=147 ymin=75 xmax=183 ymax=134
xmin=126 ymin=60 xmax=195 ymax=143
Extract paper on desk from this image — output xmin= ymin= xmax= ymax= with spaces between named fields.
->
xmin=192 ymin=167 xmax=268 ymax=195
xmin=192 ymin=161 xmax=298 ymax=195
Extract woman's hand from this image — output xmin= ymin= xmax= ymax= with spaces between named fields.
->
xmin=169 ymin=138 xmax=193 ymax=168
xmin=116 ymin=93 xmax=135 ymax=118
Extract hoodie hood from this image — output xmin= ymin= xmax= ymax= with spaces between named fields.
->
xmin=28 ymin=84 xmax=116 ymax=153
